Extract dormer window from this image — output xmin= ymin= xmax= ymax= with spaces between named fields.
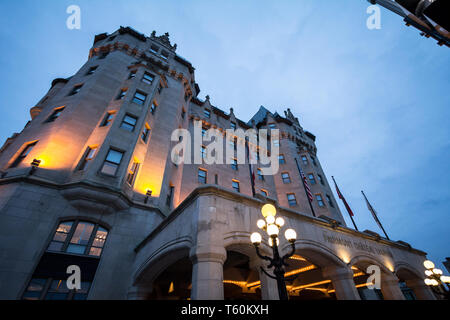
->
xmin=149 ymin=44 xmax=159 ymax=55
xmin=160 ymin=50 xmax=169 ymax=60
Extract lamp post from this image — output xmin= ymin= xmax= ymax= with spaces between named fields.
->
xmin=423 ymin=260 xmax=450 ymax=300
xmin=250 ymin=204 xmax=297 ymax=300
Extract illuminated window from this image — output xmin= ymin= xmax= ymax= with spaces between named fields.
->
xmin=69 ymin=84 xmax=83 ymax=96
xmin=316 ymin=194 xmax=325 ymax=207
xmin=86 ymin=66 xmax=98 ymax=76
xmin=126 ymin=161 xmax=140 ymax=186
xmin=198 ymin=168 xmax=207 ymax=184
xmin=308 ymin=173 xmax=316 ymax=185
xmin=142 ymin=72 xmax=154 ymax=84
xmin=132 ymin=91 xmax=147 ymax=105
xmin=100 ymin=148 xmax=124 ymax=176
xmin=287 ymin=193 xmax=297 ymax=206
xmin=78 ymin=146 xmax=98 ymax=171
xmin=116 ymin=88 xmax=127 ymax=100
xmin=141 ymin=124 xmax=151 ymax=142
xmin=232 ymin=180 xmax=240 ymax=193
xmin=45 ymin=107 xmax=65 ymax=123
xmin=9 ymin=141 xmax=38 ymax=168
xmin=100 ymin=111 xmax=115 ymax=127
xmin=281 ymin=172 xmax=291 ymax=184
xmin=47 ymin=220 xmax=108 ymax=257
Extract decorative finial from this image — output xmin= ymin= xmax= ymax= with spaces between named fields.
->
xmin=205 ymin=95 xmax=210 ymax=101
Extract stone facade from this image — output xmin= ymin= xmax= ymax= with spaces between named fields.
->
xmin=0 ymin=27 xmax=435 ymax=300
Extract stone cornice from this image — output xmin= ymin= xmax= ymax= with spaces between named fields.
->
xmin=134 ymin=184 xmax=427 ymax=256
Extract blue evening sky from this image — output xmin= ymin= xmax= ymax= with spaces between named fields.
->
xmin=0 ymin=1 xmax=449 ymax=270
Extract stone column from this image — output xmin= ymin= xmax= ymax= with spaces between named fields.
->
xmin=127 ymin=285 xmax=153 ymax=300
xmin=405 ymin=279 xmax=437 ymax=300
xmin=190 ymin=247 xmax=227 ymax=300
xmin=250 ymin=259 xmax=279 ymax=300
xmin=322 ymin=266 xmax=361 ymax=300
xmin=380 ymin=276 xmax=405 ymax=300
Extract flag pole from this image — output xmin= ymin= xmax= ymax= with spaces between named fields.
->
xmin=246 ymin=138 xmax=256 ymax=197
xmin=361 ymin=190 xmax=390 ymax=240
xmin=294 ymin=158 xmax=316 ymax=217
xmin=332 ymin=176 xmax=359 ymax=231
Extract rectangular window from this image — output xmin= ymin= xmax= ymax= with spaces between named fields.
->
xmin=100 ymin=149 xmax=124 ymax=176
xmin=132 ymin=91 xmax=147 ymax=105
xmin=232 ymin=180 xmax=240 ymax=193
xmin=181 ymin=108 xmax=186 ymax=119
xmin=120 ymin=114 xmax=138 ymax=132
xmin=100 ymin=111 xmax=115 ymax=127
xmin=128 ymin=70 xmax=137 ymax=79
xmin=301 ymin=155 xmax=308 ymax=165
xmin=282 ymin=172 xmax=291 ymax=184
xmin=326 ymin=194 xmax=334 ymax=208
xmin=230 ymin=122 xmax=236 ymax=130
xmin=9 ymin=141 xmax=38 ymax=168
xmin=69 ymin=84 xmax=83 ymax=96
xmin=316 ymin=194 xmax=325 ymax=207
xmin=47 ymin=221 xmax=73 ymax=252
xmin=142 ymin=72 xmax=154 ymax=84
xmin=318 ymin=174 xmax=324 ymax=185
xmin=67 ymin=222 xmax=95 ymax=254
xmin=149 ymin=44 xmax=159 ymax=55
xmin=117 ymin=88 xmax=127 ymax=100
xmin=257 ymin=168 xmax=264 ymax=181
xmin=126 ymin=161 xmax=140 ymax=186
xmin=150 ymin=102 xmax=157 ymax=114
xmin=273 ymin=139 xmax=280 ymax=147
xmin=204 ymin=109 xmax=211 ymax=118
xmin=141 ymin=124 xmax=151 ymax=142
xmin=201 ymin=145 xmax=207 ymax=159
xmin=45 ymin=107 xmax=65 ymax=123
xmin=198 ymin=168 xmax=207 ymax=184
xmin=231 ymin=158 xmax=238 ymax=171
xmin=279 ymin=154 xmax=286 ymax=164
xmin=308 ymin=173 xmax=316 ymax=185
xmin=166 ymin=186 xmax=174 ymax=208
xmin=78 ymin=146 xmax=98 ymax=171
xmin=86 ymin=66 xmax=98 ymax=75
xmin=287 ymin=193 xmax=297 ymax=206
xmin=269 ymin=123 xmax=276 ymax=129
xmin=311 ymin=156 xmax=317 ymax=166
xmin=202 ymin=127 xmax=208 ymax=137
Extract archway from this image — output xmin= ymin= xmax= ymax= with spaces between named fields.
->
xmin=396 ymin=263 xmax=435 ymax=300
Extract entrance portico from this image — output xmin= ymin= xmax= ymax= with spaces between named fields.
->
xmin=131 ymin=185 xmax=432 ymax=300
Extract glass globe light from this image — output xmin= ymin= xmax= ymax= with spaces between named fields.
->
xmin=250 ymin=232 xmax=262 ymax=245
xmin=433 ymin=268 xmax=443 ymax=275
xmin=265 ymin=215 xmax=275 ymax=225
xmin=431 ymin=279 xmax=439 ymax=286
xmin=257 ymin=219 xmax=266 ymax=230
xmin=425 ymin=270 xmax=433 ymax=277
xmin=268 ymin=237 xmax=280 ymax=247
xmin=423 ymin=260 xmax=435 ymax=270
xmin=440 ymin=276 xmax=450 ymax=283
xmin=267 ymin=224 xmax=279 ymax=237
xmin=275 ymin=217 xmax=285 ymax=227
xmin=424 ymin=278 xmax=433 ymax=286
xmin=261 ymin=204 xmax=276 ymax=218
xmin=285 ymin=229 xmax=297 ymax=242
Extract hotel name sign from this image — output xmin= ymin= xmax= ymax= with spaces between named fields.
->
xmin=323 ymin=231 xmax=393 ymax=258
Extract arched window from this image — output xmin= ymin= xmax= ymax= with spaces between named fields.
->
xmin=22 ymin=220 xmax=109 ymax=300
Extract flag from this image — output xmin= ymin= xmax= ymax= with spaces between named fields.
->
xmin=246 ymin=139 xmax=256 ymax=197
xmin=333 ymin=177 xmax=354 ymax=217
xmin=299 ymin=166 xmax=313 ymax=203
xmin=361 ymin=190 xmax=389 ymax=240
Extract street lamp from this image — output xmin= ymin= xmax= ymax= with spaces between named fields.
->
xmin=423 ymin=260 xmax=450 ymax=300
xmin=250 ymin=204 xmax=297 ymax=300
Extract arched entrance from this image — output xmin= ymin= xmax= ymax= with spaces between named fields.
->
xmin=396 ymin=263 xmax=436 ymax=300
